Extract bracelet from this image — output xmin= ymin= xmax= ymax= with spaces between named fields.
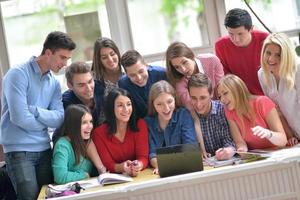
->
xmin=268 ymin=130 xmax=273 ymax=139
xmin=99 ymin=165 xmax=106 ymax=171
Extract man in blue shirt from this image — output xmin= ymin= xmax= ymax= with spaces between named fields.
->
xmin=118 ymin=50 xmax=166 ymax=119
xmin=52 ymin=61 xmax=105 ymax=143
xmin=0 ymin=31 xmax=76 ymax=199
xmin=188 ymin=73 xmax=235 ymax=160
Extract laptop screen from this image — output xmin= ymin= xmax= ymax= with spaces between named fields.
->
xmin=156 ymin=143 xmax=203 ymax=177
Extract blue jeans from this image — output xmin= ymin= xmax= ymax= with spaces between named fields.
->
xmin=4 ymin=149 xmax=53 ymax=200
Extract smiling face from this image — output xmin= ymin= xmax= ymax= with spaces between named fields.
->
xmin=263 ymin=43 xmax=281 ymax=75
xmin=227 ymin=26 xmax=252 ymax=47
xmin=153 ymin=92 xmax=175 ymax=123
xmin=217 ymin=84 xmax=235 ymax=110
xmin=47 ymin=48 xmax=72 ymax=73
xmin=100 ymin=47 xmax=119 ymax=72
xmin=125 ymin=60 xmax=149 ymax=87
xmin=114 ymin=95 xmax=133 ymax=123
xmin=189 ymin=86 xmax=212 ymax=116
xmin=170 ymin=56 xmax=195 ymax=77
xmin=68 ymin=73 xmax=95 ymax=104
xmin=80 ymin=113 xmax=93 ymax=140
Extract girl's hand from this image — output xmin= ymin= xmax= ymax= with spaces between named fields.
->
xmin=84 ymin=172 xmax=90 ymax=178
xmin=202 ymin=151 xmax=211 ymax=159
xmin=99 ymin=165 xmax=107 ymax=174
xmin=251 ymin=126 xmax=272 ymax=139
xmin=152 ymin=168 xmax=159 ymax=175
xmin=287 ymin=137 xmax=298 ymax=146
xmin=123 ymin=160 xmax=133 ymax=176
xmin=236 ymin=146 xmax=248 ymax=159
xmin=130 ymin=160 xmax=142 ymax=177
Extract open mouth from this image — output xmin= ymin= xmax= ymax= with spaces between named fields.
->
xmin=162 ymin=110 xmax=171 ymax=116
xmin=84 ymin=131 xmax=91 ymax=136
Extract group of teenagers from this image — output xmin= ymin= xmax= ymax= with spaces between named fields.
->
xmin=1 ymin=7 xmax=300 ymax=200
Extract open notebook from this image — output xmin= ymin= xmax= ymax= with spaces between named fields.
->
xmin=48 ymin=173 xmax=133 ymax=194
xmin=97 ymin=173 xmax=133 ymax=185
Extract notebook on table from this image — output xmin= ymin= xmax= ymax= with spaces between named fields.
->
xmin=156 ymin=143 xmax=203 ymax=178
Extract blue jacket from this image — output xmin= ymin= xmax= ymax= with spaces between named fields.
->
xmin=52 ymin=80 xmax=105 ymax=143
xmin=118 ymin=65 xmax=166 ymax=119
xmin=62 ymin=80 xmax=105 ymax=126
xmin=145 ymin=107 xmax=197 ymax=159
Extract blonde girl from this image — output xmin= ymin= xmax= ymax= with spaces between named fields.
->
xmin=217 ymin=74 xmax=287 ymax=152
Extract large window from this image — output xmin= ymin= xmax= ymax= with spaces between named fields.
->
xmin=224 ymin=0 xmax=300 ymax=47
xmin=225 ymin=0 xmax=300 ymax=34
xmin=0 ymin=0 xmax=110 ymax=66
xmin=127 ymin=0 xmax=209 ymax=55
xmin=1 ymin=0 xmax=299 ymax=71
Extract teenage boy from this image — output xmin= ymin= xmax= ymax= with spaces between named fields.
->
xmin=0 ymin=31 xmax=76 ymax=199
xmin=188 ymin=73 xmax=235 ymax=160
xmin=118 ymin=50 xmax=167 ymax=119
xmin=52 ymin=61 xmax=105 ymax=142
xmin=215 ymin=8 xmax=268 ymax=95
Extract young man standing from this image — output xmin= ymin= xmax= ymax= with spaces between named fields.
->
xmin=215 ymin=8 xmax=268 ymax=95
xmin=118 ymin=50 xmax=167 ymax=119
xmin=188 ymin=73 xmax=235 ymax=160
xmin=0 ymin=31 xmax=76 ymax=199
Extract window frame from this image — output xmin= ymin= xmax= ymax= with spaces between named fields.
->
xmin=0 ymin=0 xmax=300 ymax=77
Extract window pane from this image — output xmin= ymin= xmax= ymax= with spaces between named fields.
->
xmin=0 ymin=0 xmax=110 ymax=66
xmin=127 ymin=0 xmax=209 ymax=55
xmin=224 ymin=0 xmax=300 ymax=32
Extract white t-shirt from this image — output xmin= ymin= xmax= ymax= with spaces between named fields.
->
xmin=258 ymin=64 xmax=300 ymax=139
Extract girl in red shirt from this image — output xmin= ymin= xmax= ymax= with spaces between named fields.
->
xmin=93 ymin=88 xmax=149 ymax=177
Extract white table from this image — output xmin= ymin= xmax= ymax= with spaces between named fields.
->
xmin=39 ymin=146 xmax=300 ymax=200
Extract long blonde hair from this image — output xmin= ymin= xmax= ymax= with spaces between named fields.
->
xmin=260 ymin=32 xmax=297 ymax=90
xmin=148 ymin=80 xmax=180 ymax=116
xmin=218 ymin=74 xmax=256 ymax=131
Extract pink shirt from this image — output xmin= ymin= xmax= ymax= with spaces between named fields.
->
xmin=225 ymin=96 xmax=276 ymax=150
xmin=215 ymin=30 xmax=268 ymax=95
xmin=92 ymin=119 xmax=149 ymax=172
xmin=176 ymin=53 xmax=224 ymax=111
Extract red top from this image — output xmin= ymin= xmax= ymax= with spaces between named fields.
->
xmin=92 ymin=119 xmax=149 ymax=172
xmin=215 ymin=30 xmax=268 ymax=95
xmin=225 ymin=96 xmax=276 ymax=150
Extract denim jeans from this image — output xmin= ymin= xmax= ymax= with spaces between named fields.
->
xmin=4 ymin=149 xmax=53 ymax=200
